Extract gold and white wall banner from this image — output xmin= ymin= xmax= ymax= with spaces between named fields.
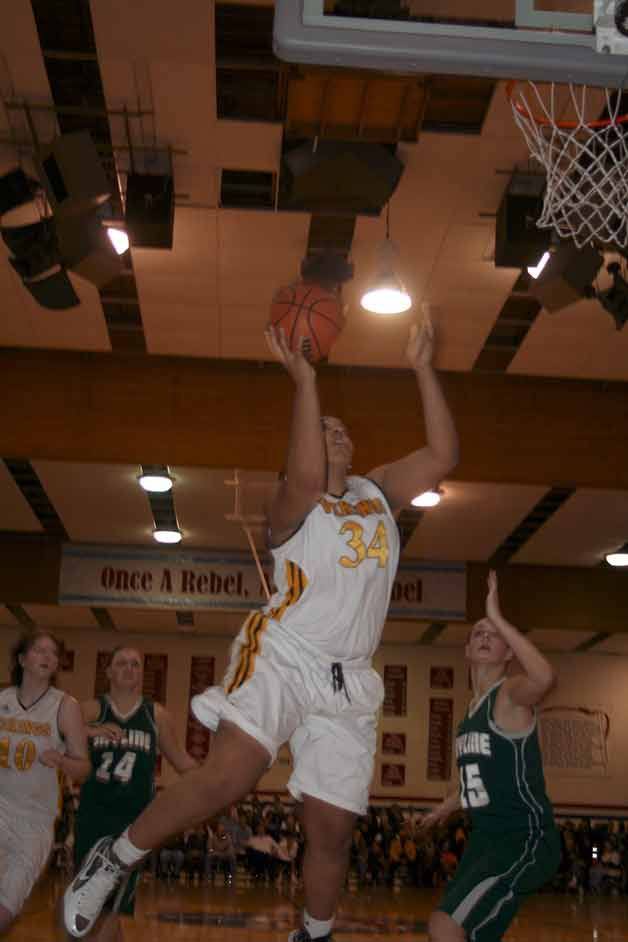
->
xmin=59 ymin=544 xmax=466 ymax=618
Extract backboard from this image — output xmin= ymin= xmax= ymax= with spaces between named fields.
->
xmin=274 ymin=1 xmax=628 ymax=86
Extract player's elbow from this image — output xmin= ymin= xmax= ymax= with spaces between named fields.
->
xmin=421 ymin=450 xmax=459 ymax=493
xmin=530 ymin=665 xmax=556 ymax=702
xmin=540 ymin=664 xmax=557 ymax=695
xmin=435 ymin=442 xmax=460 ymax=477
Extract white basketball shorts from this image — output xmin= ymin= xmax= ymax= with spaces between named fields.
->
xmin=191 ymin=623 xmax=384 ymax=815
xmin=0 ymin=804 xmax=53 ymax=917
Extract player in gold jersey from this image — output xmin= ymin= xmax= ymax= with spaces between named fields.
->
xmin=64 ymin=318 xmax=459 ymax=940
xmin=0 ymin=631 xmax=89 ymax=933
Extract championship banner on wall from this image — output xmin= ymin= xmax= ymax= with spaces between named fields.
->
xmin=186 ymin=656 xmax=215 ymax=763
xmin=427 ymin=697 xmax=453 ymax=781
xmin=59 ymin=544 xmax=466 ymax=619
xmin=381 ymin=763 xmax=406 ymax=787
xmin=142 ymin=654 xmax=168 ymax=704
xmin=383 ymin=665 xmax=408 ymax=716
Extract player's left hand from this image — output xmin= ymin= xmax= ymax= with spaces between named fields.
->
xmin=265 ymin=324 xmax=315 ymax=385
xmin=406 ymin=310 xmax=434 ymax=371
xmin=39 ymin=749 xmax=62 ymax=768
xmin=486 ymin=569 xmax=501 ymax=624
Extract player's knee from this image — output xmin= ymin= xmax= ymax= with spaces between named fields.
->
xmin=428 ymin=911 xmax=464 ymax=942
xmin=193 ymin=753 xmax=262 ymax=809
xmin=306 ymin=819 xmax=353 ymax=857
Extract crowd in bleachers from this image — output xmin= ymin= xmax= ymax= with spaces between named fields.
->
xmin=53 ymin=787 xmax=628 ymax=896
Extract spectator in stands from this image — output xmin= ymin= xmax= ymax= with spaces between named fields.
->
xmin=368 ymin=834 xmax=388 ymax=886
xmin=601 ymin=838 xmax=623 ymax=894
xmin=207 ymin=820 xmax=237 ymax=884
xmin=247 ymin=821 xmax=280 ymax=882
xmin=159 ymin=833 xmax=185 ymax=881
xmin=276 ymin=832 xmax=299 ymax=888
xmin=350 ymin=828 xmax=369 ymax=886
xmin=438 ymin=839 xmax=458 ymax=884
xmin=388 ymin=831 xmax=404 ymax=886
xmin=402 ymin=826 xmax=420 ymax=887
xmin=263 ymin=796 xmax=285 ymax=842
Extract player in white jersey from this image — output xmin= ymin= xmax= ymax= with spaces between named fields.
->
xmin=64 ymin=318 xmax=459 ymax=940
xmin=0 ymin=630 xmax=89 ymax=933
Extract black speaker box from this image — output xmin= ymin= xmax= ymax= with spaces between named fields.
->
xmin=0 ymin=168 xmax=38 ymax=216
xmin=528 ymin=244 xmax=603 ymax=312
xmin=125 ymin=173 xmax=174 ymax=249
xmin=495 ymin=194 xmax=550 ymax=268
xmin=22 ymin=267 xmax=80 ymax=310
xmin=4 ymin=218 xmax=60 ymax=280
xmin=40 ymin=131 xmax=110 ymax=216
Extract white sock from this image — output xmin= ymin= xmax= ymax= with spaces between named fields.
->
xmin=112 ymin=829 xmax=148 ymax=867
xmin=303 ymin=911 xmax=334 ymax=939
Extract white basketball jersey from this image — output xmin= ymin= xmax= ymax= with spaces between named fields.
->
xmin=0 ymin=685 xmax=65 ymax=820
xmin=262 ymin=476 xmax=400 ymax=661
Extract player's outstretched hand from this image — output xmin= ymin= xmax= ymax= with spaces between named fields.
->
xmin=265 ymin=324 xmax=315 ymax=385
xmin=418 ymin=807 xmax=444 ymax=831
xmin=486 ymin=569 xmax=502 ymax=625
xmin=98 ymin=722 xmax=123 ymax=742
xmin=406 ymin=309 xmax=435 ymax=371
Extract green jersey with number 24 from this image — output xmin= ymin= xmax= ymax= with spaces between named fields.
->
xmin=80 ymin=696 xmax=158 ymax=819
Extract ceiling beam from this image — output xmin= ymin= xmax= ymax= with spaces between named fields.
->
xmin=0 ymin=536 xmax=626 ymax=633
xmin=467 ymin=563 xmax=628 ymax=634
xmin=2 ymin=347 xmax=628 ymax=489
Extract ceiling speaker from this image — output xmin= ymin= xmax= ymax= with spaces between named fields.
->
xmin=40 ymin=131 xmax=110 ymax=217
xmin=494 ymin=172 xmax=549 ymax=269
xmin=125 ymin=173 xmax=174 ymax=249
xmin=528 ymin=243 xmax=603 ymax=312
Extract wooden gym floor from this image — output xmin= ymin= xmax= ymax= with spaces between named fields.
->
xmin=6 ymin=873 xmax=628 ymax=942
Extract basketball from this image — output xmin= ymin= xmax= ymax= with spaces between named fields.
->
xmin=268 ymin=281 xmax=345 ymax=363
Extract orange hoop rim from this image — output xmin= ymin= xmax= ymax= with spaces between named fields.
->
xmin=506 ymin=80 xmax=628 ymax=130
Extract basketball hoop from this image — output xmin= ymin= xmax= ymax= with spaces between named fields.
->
xmin=506 ymin=81 xmax=628 ymax=249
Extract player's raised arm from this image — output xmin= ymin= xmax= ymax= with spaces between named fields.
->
xmin=487 ymin=571 xmax=556 ymax=708
xmin=265 ymin=325 xmax=327 ymax=545
xmin=368 ymin=317 xmax=459 ymax=513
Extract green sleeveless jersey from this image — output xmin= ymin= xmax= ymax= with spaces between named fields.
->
xmin=79 ymin=696 xmax=158 ymax=820
xmin=456 ymin=679 xmax=555 ymax=835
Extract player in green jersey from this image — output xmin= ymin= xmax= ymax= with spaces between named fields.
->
xmin=422 ymin=571 xmax=560 ymax=942
xmin=75 ymin=647 xmax=196 ymax=942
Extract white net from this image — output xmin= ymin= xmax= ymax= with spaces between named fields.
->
xmin=509 ymin=83 xmax=628 ymax=248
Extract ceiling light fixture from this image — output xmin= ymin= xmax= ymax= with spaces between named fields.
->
xmin=411 ymin=489 xmax=442 ymax=508
xmin=139 ymin=472 xmax=173 ymax=493
xmin=361 ymin=203 xmax=412 ymax=316
xmin=606 ymin=542 xmax=628 ymax=567
xmin=107 ymin=227 xmax=129 ymax=255
xmin=153 ymin=528 xmax=182 ymax=545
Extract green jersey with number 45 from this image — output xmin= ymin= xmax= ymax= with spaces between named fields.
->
xmin=456 ymin=679 xmax=555 ymax=835
xmin=80 ymin=696 xmax=158 ymax=820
